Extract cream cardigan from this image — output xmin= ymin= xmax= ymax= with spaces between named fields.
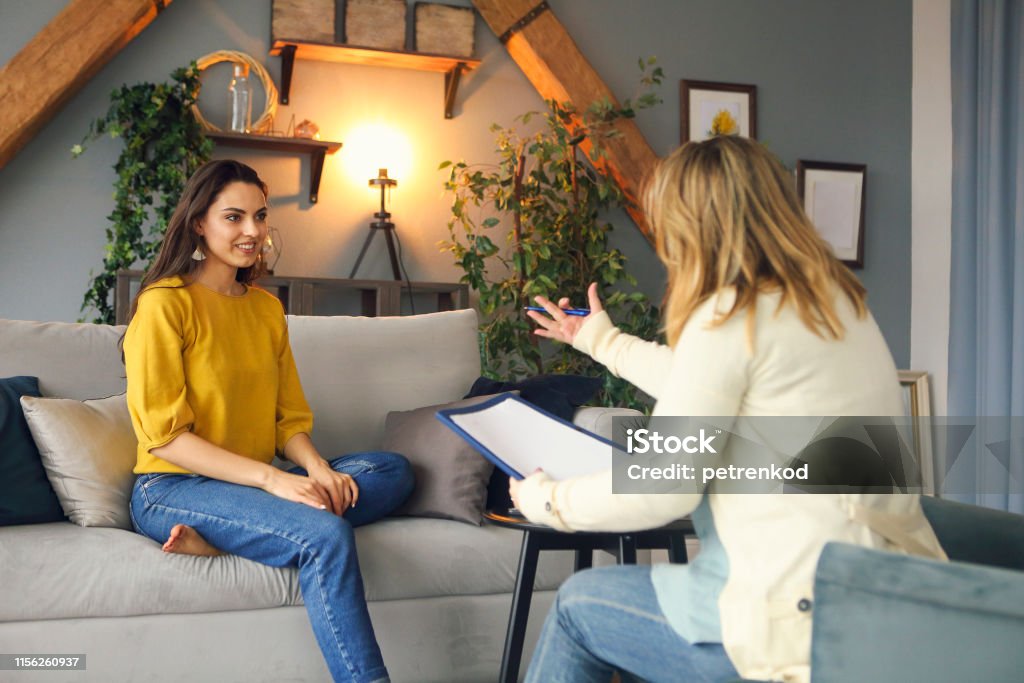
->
xmin=516 ymin=289 xmax=947 ymax=683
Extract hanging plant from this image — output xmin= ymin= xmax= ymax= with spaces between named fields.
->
xmin=73 ymin=62 xmax=212 ymax=324
xmin=441 ymin=59 xmax=664 ymax=412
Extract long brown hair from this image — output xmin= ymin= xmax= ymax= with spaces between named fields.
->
xmin=645 ymin=136 xmax=866 ymax=346
xmin=126 ymin=159 xmax=270 ymax=325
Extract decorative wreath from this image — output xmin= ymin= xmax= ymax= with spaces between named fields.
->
xmin=190 ymin=50 xmax=279 ymax=134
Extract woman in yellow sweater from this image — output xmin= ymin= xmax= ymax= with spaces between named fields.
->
xmin=513 ymin=136 xmax=945 ymax=682
xmin=124 ymin=160 xmax=413 ymax=683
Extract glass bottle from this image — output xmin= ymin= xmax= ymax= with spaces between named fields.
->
xmin=228 ymin=64 xmax=252 ymax=133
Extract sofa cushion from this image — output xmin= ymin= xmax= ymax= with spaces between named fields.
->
xmin=285 ymin=309 xmax=480 ymax=455
xmin=0 ymin=519 xmax=573 ymax=621
xmin=20 ymin=393 xmax=136 ymax=529
xmin=0 ymin=376 xmax=66 ymax=526
xmin=383 ymin=394 xmax=509 ymax=525
xmin=0 ymin=319 xmax=127 ymax=400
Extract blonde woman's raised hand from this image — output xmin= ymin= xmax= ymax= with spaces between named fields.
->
xmin=527 ymin=282 xmax=604 ymax=345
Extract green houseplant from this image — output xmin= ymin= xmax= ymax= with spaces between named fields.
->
xmin=73 ymin=63 xmax=212 ymax=324
xmin=441 ymin=60 xmax=663 ymax=411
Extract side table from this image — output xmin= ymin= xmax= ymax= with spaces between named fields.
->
xmin=484 ymin=511 xmax=694 ymax=683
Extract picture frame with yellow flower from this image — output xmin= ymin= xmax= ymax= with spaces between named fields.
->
xmin=680 ymin=79 xmax=757 ymax=143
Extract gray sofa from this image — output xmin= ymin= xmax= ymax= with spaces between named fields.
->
xmin=0 ymin=310 xmax=637 ymax=682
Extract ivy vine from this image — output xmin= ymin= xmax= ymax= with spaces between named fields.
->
xmin=73 ymin=63 xmax=212 ymax=324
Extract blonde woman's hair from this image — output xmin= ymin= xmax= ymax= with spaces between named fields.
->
xmin=645 ymin=135 xmax=866 ymax=346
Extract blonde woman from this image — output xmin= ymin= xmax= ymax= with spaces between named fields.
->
xmin=514 ymin=136 xmax=946 ymax=683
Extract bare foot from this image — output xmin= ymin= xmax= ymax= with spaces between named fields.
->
xmin=162 ymin=524 xmax=223 ymax=557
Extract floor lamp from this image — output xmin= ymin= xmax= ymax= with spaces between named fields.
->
xmin=349 ymin=168 xmax=401 ymax=280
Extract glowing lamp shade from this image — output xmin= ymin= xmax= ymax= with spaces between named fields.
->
xmin=343 ymin=123 xmax=413 ymax=186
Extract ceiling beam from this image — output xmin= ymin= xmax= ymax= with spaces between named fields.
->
xmin=472 ymin=0 xmax=658 ymax=242
xmin=0 ymin=0 xmax=172 ymax=171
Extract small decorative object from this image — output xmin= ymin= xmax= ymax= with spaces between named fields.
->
xmin=680 ymin=79 xmax=757 ymax=142
xmin=293 ymin=119 xmax=320 ymax=140
xmin=272 ymin=0 xmax=334 ymax=44
xmin=228 ymin=63 xmax=252 ymax=133
xmin=415 ymin=2 xmax=475 ymax=57
xmin=191 ymin=51 xmax=279 ymax=134
xmin=344 ymin=0 xmax=407 ymax=50
xmin=263 ymin=226 xmax=283 ymax=273
xmin=796 ymin=160 xmax=867 ymax=268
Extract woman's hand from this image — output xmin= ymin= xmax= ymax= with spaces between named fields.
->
xmin=527 ymin=282 xmax=604 ymax=345
xmin=509 ymin=476 xmax=523 ymax=511
xmin=509 ymin=468 xmax=543 ymax=511
xmin=306 ymin=460 xmax=359 ymax=515
xmin=262 ymin=467 xmax=354 ymax=514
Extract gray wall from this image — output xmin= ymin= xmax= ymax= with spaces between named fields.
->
xmin=0 ymin=0 xmax=913 ymax=366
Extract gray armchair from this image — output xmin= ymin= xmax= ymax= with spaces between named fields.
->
xmin=733 ymin=497 xmax=1024 ymax=682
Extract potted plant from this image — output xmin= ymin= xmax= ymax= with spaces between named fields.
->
xmin=73 ymin=63 xmax=212 ymax=324
xmin=441 ymin=60 xmax=663 ymax=411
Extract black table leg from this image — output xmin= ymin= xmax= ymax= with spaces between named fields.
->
xmin=501 ymin=530 xmax=540 ymax=683
xmin=668 ymin=530 xmax=689 ymax=563
xmin=618 ymin=534 xmax=638 ymax=564
xmin=574 ymin=548 xmax=593 ymax=571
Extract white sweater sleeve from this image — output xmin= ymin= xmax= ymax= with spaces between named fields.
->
xmin=517 ymin=297 xmax=752 ymax=532
xmin=572 ymin=311 xmax=674 ymax=399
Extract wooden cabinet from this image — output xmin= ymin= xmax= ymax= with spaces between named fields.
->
xmin=115 ymin=270 xmax=469 ymax=324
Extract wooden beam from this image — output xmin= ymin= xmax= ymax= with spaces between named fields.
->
xmin=0 ymin=0 xmax=171 ymax=171
xmin=472 ymin=0 xmax=658 ymax=242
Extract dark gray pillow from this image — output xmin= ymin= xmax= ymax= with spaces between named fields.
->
xmin=383 ymin=394 xmax=511 ymax=525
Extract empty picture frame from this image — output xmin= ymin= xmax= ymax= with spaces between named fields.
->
xmin=797 ymin=160 xmax=867 ymax=268
xmin=680 ymin=79 xmax=757 ymax=143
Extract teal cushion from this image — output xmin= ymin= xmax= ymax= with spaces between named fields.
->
xmin=0 ymin=376 xmax=66 ymax=525
xmin=921 ymin=495 xmax=1024 ymax=571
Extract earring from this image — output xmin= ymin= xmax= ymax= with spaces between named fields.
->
xmin=191 ymin=246 xmax=206 ymax=261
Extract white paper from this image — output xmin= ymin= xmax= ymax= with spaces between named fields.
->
xmin=446 ymin=398 xmax=616 ymax=480
xmin=806 ymin=180 xmax=856 ymax=249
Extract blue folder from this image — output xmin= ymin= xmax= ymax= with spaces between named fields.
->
xmin=435 ymin=392 xmax=623 ymax=480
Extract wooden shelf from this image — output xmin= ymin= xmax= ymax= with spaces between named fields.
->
xmin=115 ymin=270 xmax=469 ymax=323
xmin=270 ymin=39 xmax=481 ymax=118
xmin=205 ymin=132 xmax=341 ymax=204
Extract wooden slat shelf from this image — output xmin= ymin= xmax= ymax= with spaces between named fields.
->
xmin=206 ymin=132 xmax=341 ymax=204
xmin=269 ymin=39 xmax=481 ymax=118
xmin=115 ymin=270 xmax=469 ymax=324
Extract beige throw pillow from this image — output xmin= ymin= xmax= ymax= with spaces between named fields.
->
xmin=20 ymin=393 xmax=137 ymax=529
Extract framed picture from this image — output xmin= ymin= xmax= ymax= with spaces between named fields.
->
xmin=680 ymin=79 xmax=757 ymax=142
xmin=796 ymin=160 xmax=867 ymax=268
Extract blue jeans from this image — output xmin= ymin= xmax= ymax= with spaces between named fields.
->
xmin=129 ymin=451 xmax=414 ymax=683
xmin=526 ymin=565 xmax=739 ymax=683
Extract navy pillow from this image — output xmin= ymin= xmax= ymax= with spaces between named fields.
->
xmin=465 ymin=374 xmax=604 ymax=512
xmin=0 ymin=376 xmax=66 ymax=526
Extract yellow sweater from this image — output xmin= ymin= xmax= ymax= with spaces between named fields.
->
xmin=124 ymin=276 xmax=313 ymax=474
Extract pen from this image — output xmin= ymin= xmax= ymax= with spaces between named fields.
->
xmin=524 ymin=306 xmax=591 ymax=317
